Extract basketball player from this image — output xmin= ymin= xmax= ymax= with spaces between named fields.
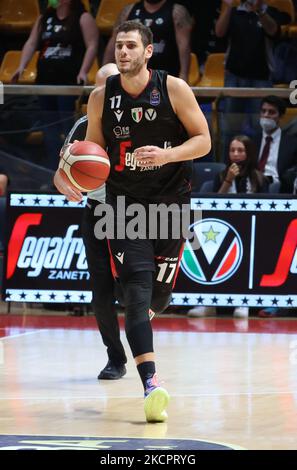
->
xmin=54 ymin=63 xmax=160 ymax=382
xmin=59 ymin=21 xmax=210 ymax=422
xmin=87 ymin=20 xmax=210 ymax=422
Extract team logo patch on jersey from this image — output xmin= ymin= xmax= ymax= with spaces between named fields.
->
xmin=131 ymin=107 xmax=143 ymax=123
xmin=156 ymin=18 xmax=164 ymax=25
xmin=145 ymin=109 xmax=157 ymax=121
xmin=150 ymin=88 xmax=160 ymax=106
xmin=113 ymin=126 xmax=130 ymax=138
xmin=115 ymin=252 xmax=124 ymax=264
xmin=114 ymin=110 xmax=124 ymax=122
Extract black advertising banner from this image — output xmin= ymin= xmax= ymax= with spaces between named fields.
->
xmin=3 ymin=193 xmax=297 ymax=308
xmin=4 ymin=194 xmax=91 ymax=304
xmin=175 ymin=196 xmax=297 ymax=308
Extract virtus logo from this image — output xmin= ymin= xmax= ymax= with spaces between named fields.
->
xmin=181 ymin=218 xmax=243 ymax=285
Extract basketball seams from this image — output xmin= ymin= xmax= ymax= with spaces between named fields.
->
xmin=59 ymin=141 xmax=110 ymax=192
xmin=66 ymin=155 xmax=110 ymax=167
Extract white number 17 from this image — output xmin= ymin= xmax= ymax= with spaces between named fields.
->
xmin=156 ymin=263 xmax=177 ymax=284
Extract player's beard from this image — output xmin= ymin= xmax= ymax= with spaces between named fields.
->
xmin=118 ymin=53 xmax=146 ymax=78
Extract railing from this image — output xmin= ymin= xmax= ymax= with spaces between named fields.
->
xmin=1 ymin=85 xmax=296 ymax=164
xmin=2 ymin=84 xmax=295 ymax=98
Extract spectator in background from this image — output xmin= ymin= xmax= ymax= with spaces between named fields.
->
xmin=214 ymin=134 xmax=268 ymax=194
xmin=11 ymin=0 xmax=99 ymax=170
xmin=256 ymin=95 xmax=297 ymax=318
xmin=102 ymin=0 xmax=192 ymax=81
xmin=178 ymin=0 xmax=226 ymax=67
xmin=215 ymin=0 xmax=291 ymax=140
xmin=188 ymin=134 xmax=267 ymax=319
xmin=256 ymin=96 xmax=297 ymax=193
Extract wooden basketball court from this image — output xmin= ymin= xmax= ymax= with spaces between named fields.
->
xmin=0 ymin=312 xmax=297 ymax=450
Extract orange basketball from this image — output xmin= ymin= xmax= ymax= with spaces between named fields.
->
xmin=59 ymin=141 xmax=110 ymax=192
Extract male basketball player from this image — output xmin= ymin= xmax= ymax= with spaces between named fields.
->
xmin=54 ymin=63 xmax=175 ymax=383
xmin=58 ymin=21 xmax=210 ymax=422
xmin=87 ymin=20 xmax=210 ymax=423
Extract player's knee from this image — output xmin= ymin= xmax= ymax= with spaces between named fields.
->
xmin=151 ymin=284 xmax=172 ymax=314
xmin=122 ymin=271 xmax=153 ymax=329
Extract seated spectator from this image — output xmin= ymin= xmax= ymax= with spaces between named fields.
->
xmin=11 ymin=0 xmax=99 ymax=170
xmin=214 ymin=135 xmax=268 ymax=194
xmin=255 ymin=96 xmax=297 ymax=193
xmin=102 ymin=0 xmax=192 ymax=81
xmin=188 ymin=134 xmax=267 ymax=319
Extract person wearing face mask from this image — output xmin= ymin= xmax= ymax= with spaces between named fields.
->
xmin=256 ymin=95 xmax=297 ymax=319
xmin=102 ymin=0 xmax=192 ymax=82
xmin=11 ymin=0 xmax=99 ymax=170
xmin=257 ymin=95 xmax=297 ymax=193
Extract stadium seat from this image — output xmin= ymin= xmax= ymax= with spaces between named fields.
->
xmin=81 ymin=0 xmax=90 ymax=11
xmin=188 ymin=52 xmax=200 ymax=86
xmin=268 ymin=181 xmax=280 ymax=193
xmin=192 ymin=162 xmax=226 ymax=192
xmin=288 ymin=24 xmax=297 ymax=37
xmin=87 ymin=58 xmax=100 ymax=85
xmin=0 ymin=0 xmax=40 ymax=33
xmin=199 ymin=180 xmax=215 ymax=193
xmin=268 ymin=0 xmax=295 ymax=21
xmin=96 ymin=0 xmax=133 ymax=35
xmin=0 ymin=50 xmax=38 ymax=84
xmin=198 ymin=53 xmax=225 ymax=87
xmin=281 ymin=107 xmax=297 ymax=127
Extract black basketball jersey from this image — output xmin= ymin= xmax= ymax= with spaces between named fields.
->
xmin=102 ymin=70 xmax=191 ymax=203
xmin=37 ymin=9 xmax=85 ymax=85
xmin=128 ymin=1 xmax=180 ymax=77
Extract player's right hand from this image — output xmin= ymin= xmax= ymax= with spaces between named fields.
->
xmin=53 ymin=169 xmax=83 ymax=202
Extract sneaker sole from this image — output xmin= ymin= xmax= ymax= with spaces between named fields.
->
xmin=144 ymin=387 xmax=170 ymax=423
xmin=97 ymin=368 xmax=127 ymax=380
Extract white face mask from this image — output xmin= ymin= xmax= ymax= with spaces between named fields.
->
xmin=260 ymin=117 xmax=277 ymax=133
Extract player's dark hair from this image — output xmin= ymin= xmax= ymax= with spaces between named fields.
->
xmin=115 ymin=20 xmax=153 ymax=48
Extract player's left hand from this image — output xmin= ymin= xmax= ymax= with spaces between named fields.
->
xmin=134 ymin=146 xmax=169 ymax=167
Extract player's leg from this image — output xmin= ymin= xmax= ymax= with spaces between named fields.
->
xmin=108 ymin=236 xmax=170 ymax=422
xmin=81 ymin=202 xmax=127 ymax=379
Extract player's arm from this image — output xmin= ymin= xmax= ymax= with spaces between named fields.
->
xmin=135 ymin=76 xmax=211 ymax=166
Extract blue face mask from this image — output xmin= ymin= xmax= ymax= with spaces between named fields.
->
xmin=48 ymin=0 xmax=59 ymax=8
